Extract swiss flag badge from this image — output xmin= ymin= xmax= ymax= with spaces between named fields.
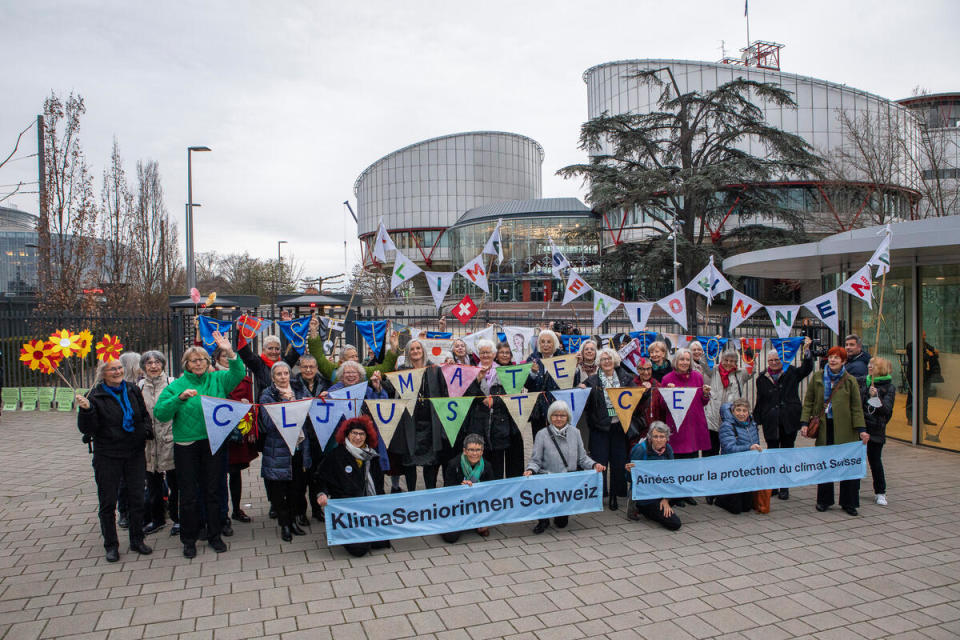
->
xmin=451 ymin=295 xmax=478 ymax=324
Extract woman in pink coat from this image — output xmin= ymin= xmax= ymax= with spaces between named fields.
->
xmin=659 ymin=348 xmax=712 ymax=506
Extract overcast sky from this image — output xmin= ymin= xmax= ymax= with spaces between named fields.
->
xmin=2 ymin=0 xmax=957 ymax=288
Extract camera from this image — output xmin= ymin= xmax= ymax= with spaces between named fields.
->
xmin=551 ymin=320 xmax=580 ymax=336
xmin=809 ymin=338 xmax=829 ymax=358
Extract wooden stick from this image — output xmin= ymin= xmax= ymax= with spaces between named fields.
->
xmin=52 ymin=367 xmax=75 ymax=392
xmin=873 ymin=270 xmax=887 ymax=353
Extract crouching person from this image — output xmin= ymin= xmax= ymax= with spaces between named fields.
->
xmin=315 ymin=416 xmax=390 ymax=557
xmin=441 ymin=434 xmax=494 ymax=543
xmin=624 ymin=422 xmax=681 ymax=531
xmin=715 ymin=399 xmax=762 ymax=514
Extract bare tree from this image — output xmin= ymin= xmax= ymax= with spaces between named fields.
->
xmin=98 ymin=138 xmax=135 ymax=307
xmin=0 ymin=120 xmax=37 ymax=203
xmin=904 ymin=88 xmax=960 ymax=218
xmin=348 ymin=262 xmax=391 ymax=314
xmin=131 ymin=159 xmax=182 ymax=311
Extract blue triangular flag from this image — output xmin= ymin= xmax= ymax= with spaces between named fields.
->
xmin=695 ymin=336 xmax=729 ymax=369
xmin=770 ymin=336 xmax=805 ymax=367
xmin=197 ymin=316 xmax=233 ymax=356
xmin=559 ymin=334 xmax=584 ymax=353
xmin=308 ymin=398 xmax=351 ymax=449
xmin=328 ymin=382 xmax=369 ymax=418
xmin=277 ymin=316 xmax=311 ymax=354
xmin=628 ymin=331 xmax=658 ymax=357
xmin=425 ymin=331 xmax=453 ymax=339
xmin=200 ymin=396 xmax=249 ymax=455
xmin=550 ymin=388 xmax=592 ymax=426
xmin=356 ymin=320 xmax=389 ymax=354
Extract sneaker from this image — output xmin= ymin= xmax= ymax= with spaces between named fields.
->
xmin=117 ymin=513 xmax=129 ymax=529
xmin=170 ymin=523 xmax=181 ymax=536
xmin=875 ymin=494 xmax=888 ymax=506
xmin=221 ymin=521 xmax=234 ymax=537
xmin=142 ymin=521 xmax=166 ymax=536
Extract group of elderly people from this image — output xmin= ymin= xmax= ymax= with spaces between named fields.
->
xmin=77 ymin=322 xmax=893 ymax=562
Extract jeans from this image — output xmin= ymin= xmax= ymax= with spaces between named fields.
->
xmin=174 ymin=441 xmax=222 ymax=544
xmin=93 ymin=451 xmax=145 ymax=549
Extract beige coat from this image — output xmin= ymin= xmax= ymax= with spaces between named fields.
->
xmin=140 ymin=376 xmax=175 ymax=473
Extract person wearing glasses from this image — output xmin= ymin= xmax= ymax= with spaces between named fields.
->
xmin=440 ymin=434 xmax=495 ymax=542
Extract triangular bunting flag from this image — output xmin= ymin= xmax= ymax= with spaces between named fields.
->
xmin=423 ymin=271 xmax=455 ymax=309
xmin=457 ymin=254 xmax=489 ymax=293
xmin=277 ymin=316 xmax=311 ymax=355
xmin=686 ymin=257 xmax=732 ymax=304
xmin=766 ymin=305 xmax=800 ymax=339
xmin=694 ymin=336 xmax=729 ymax=369
xmin=559 ymin=334 xmax=586 ymax=353
xmin=561 ymin=269 xmax=592 ymax=305
xmin=201 ymin=396 xmax=251 ymax=455
xmin=373 ymin=220 xmax=397 ymax=263
xmin=503 ymin=392 xmax=540 ymax=430
xmin=549 ymin=237 xmax=570 ymax=278
xmin=429 ymin=397 xmax=476 ymax=445
xmin=482 ymin=219 xmax=504 ymax=265
xmin=550 ymin=388 xmax=592 ymax=426
xmin=390 ymin=252 xmax=423 ymax=291
xmin=628 ymin=331 xmax=658 ymax=357
xmin=462 ymin=326 xmax=496 ymax=355
xmin=541 ymin=354 xmax=579 ymax=389
xmin=364 ymin=399 xmax=406 ymax=447
xmin=440 ymin=363 xmax=481 ymax=397
xmin=657 ymin=291 xmax=688 ymax=330
xmin=262 ymin=399 xmax=313 ymax=454
xmin=803 ymin=290 xmax=841 ymax=336
xmin=328 ymin=382 xmax=369 ymax=418
xmin=308 ymin=398 xmax=351 ymax=449
xmin=592 ymin=291 xmax=621 ymax=328
xmin=739 ymin=338 xmax=765 ymax=375
xmin=729 ymin=290 xmax=763 ymax=332
xmin=496 ymin=363 xmax=533 ymax=394
xmin=196 ymin=316 xmax=233 ymax=356
xmin=604 ymin=388 xmax=644 ymax=434
xmin=236 ymin=314 xmax=272 ymax=342
xmin=661 ymin=387 xmax=699 ymax=430
xmin=868 ymin=229 xmax=891 ymax=277
xmin=618 ymin=338 xmax=644 ymax=374
xmin=840 ymin=264 xmax=874 ymax=309
xmin=771 ymin=337 xmax=806 ymax=366
xmin=385 ymin=368 xmax=425 ymax=401
xmin=355 ymin=320 xmax=388 ymax=355
xmin=623 ymin=302 xmax=655 ymax=332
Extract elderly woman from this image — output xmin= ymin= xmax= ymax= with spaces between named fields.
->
xmin=801 ymin=346 xmax=868 ymax=516
xmin=238 ymin=334 xmax=300 ymax=401
xmin=139 ymin=351 xmax=176 ymax=536
xmin=524 ymin=400 xmax=605 ymax=534
xmin=154 ymin=331 xmax=244 ymax=558
xmin=307 ymin=316 xmax=399 ymax=383
xmin=576 ymin=339 xmax=600 ymax=382
xmin=77 ymin=359 xmax=155 ymax=562
xmin=688 ymin=341 xmax=709 ymax=377
xmin=212 ymin=346 xmax=258 ymax=527
xmin=526 ymin=329 xmax=563 ymax=436
xmin=316 ymin=416 xmax=389 ymax=557
xmin=862 ymin=357 xmax=895 ymax=506
xmin=753 ymin=339 xmax=813 ymax=500
xmin=495 ymin=341 xmax=514 ymax=366
xmin=450 ymin=338 xmax=478 ymax=365
xmin=647 ymin=341 xmax=673 ymax=383
xmin=715 ymin=399 xmax=762 ymax=514
xmin=323 ymin=360 xmax=389 ymax=463
xmin=660 ymin=348 xmax=712 ymax=506
xmin=583 ymin=347 xmax=636 ymax=511
xmin=624 ymin=422 xmax=681 ymax=530
xmin=632 ymin=357 xmax=665 ymax=440
xmin=441 ymin=433 xmax=494 ymax=542
xmin=259 ymin=361 xmax=312 ymax=542
xmin=705 ymin=350 xmax=752 ymax=458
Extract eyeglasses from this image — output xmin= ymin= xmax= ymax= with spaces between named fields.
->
xmin=187 ymin=357 xmax=207 ymax=364
xmin=464 ymin=447 xmax=484 ymax=453
xmin=348 ymin=431 xmax=366 ymax=438
xmin=104 ymin=366 xmax=123 ymax=373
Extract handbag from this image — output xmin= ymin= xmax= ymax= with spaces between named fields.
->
xmin=806 ymin=415 xmax=820 ymax=439
xmin=753 ymin=489 xmax=772 ymax=514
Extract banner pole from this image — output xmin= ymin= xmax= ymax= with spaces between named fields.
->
xmin=873 ymin=270 xmax=887 ymax=354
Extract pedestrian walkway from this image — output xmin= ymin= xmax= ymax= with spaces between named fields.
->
xmin=0 ymin=411 xmax=958 ymax=639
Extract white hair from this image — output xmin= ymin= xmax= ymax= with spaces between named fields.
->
xmin=546 ymin=400 xmax=573 ymax=425
xmin=597 ymin=347 xmax=621 ymax=368
xmin=336 ymin=360 xmax=366 ymax=380
xmin=475 ymin=338 xmax=495 ymax=353
xmin=537 ymin=329 xmax=560 ymax=353
xmin=672 ymin=348 xmax=692 ymax=367
xmin=263 ymin=335 xmax=281 ymax=348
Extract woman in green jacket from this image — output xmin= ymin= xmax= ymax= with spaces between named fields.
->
xmin=307 ymin=316 xmax=399 ymax=382
xmin=153 ymin=331 xmax=245 ymax=558
xmin=800 ymin=345 xmax=869 ymax=516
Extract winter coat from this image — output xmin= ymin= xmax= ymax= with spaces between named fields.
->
xmin=316 ymin=442 xmax=383 ymax=499
xmin=753 ymin=354 xmax=814 ymax=442
xmin=705 ymin=366 xmax=752 ymax=432
xmin=718 ymin=404 xmax=760 ymax=454
xmin=625 ymin=440 xmax=674 ymax=506
xmin=153 ymin=356 xmax=246 ymax=443
xmin=658 ymin=369 xmax=711 ymax=455
xmin=306 ymin=336 xmax=399 ymax=383
xmin=78 ymin=382 xmax=153 ymax=458
xmin=584 ymin=368 xmax=640 ymax=434
xmin=632 ymin=379 xmax=665 ymax=440
xmin=525 ymin=350 xmax=564 ymax=435
xmin=861 ymin=378 xmax=895 ymax=444
xmin=294 ymin=373 xmax=328 ymax=398
xmin=458 ymin=372 xmax=516 ymax=452
xmin=844 ymin=349 xmax=872 ymax=385
xmin=238 ymin=343 xmax=300 ymax=402
xmin=801 ymin=369 xmax=866 ymax=446
xmin=224 ymin=374 xmax=258 ymax=468
xmin=443 ymin=455 xmax=495 ymax=486
xmin=382 ymin=364 xmax=449 ymax=465
xmin=526 ymin=425 xmax=596 ymax=475
xmin=650 ymin=360 xmax=673 ymax=383
xmin=140 ymin=375 xmax=175 ymax=472
xmin=293 ymin=372 xmax=328 ymax=469
xmin=258 ymin=384 xmax=312 ymax=481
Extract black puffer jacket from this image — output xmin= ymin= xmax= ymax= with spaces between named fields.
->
xmin=258 ymin=384 xmax=312 ymax=481
xmin=78 ymin=382 xmax=153 ymax=457
xmin=316 ymin=443 xmax=383 ymax=499
xmin=753 ymin=354 xmax=813 ymax=442
xmin=861 ymin=378 xmax=895 ymax=444
xmin=238 ymin=344 xmax=300 ymax=402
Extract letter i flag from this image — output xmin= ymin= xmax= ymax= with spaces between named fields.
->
xmin=550 ymin=388 xmax=591 ymax=426
xmin=262 ymin=399 xmax=313 ymax=454
xmin=364 ymin=399 xmax=405 ymax=446
xmin=429 ymin=397 xmax=476 ymax=445
xmin=496 ymin=363 xmax=533 ymax=394
xmin=328 ymin=382 xmax=369 ymax=418
xmin=451 ymin=295 xmax=478 ymax=324
xmin=201 ymin=396 xmax=252 ymax=455
xmin=423 ymin=271 xmax=455 ymax=309
xmin=660 ymin=387 xmax=699 ymax=430
xmin=604 ymin=388 xmax=644 ymax=433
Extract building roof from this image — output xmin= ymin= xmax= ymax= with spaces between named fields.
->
xmin=723 ymin=216 xmax=960 ymax=280
xmin=168 ymin=295 xmax=261 ymax=310
xmin=278 ymin=294 xmax=354 ymax=307
xmin=0 ymin=206 xmax=38 ymax=232
xmin=454 ymin=197 xmax=592 ymax=227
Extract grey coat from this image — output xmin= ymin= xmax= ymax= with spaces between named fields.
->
xmin=140 ymin=376 xmax=175 ymax=473
xmin=526 ymin=425 xmax=596 ymax=474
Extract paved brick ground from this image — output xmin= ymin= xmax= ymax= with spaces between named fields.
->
xmin=1 ymin=411 xmax=959 ymax=639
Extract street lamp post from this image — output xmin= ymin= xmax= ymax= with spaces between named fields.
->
xmin=275 ymin=240 xmax=287 ymax=317
xmin=186 ymin=145 xmax=211 ymax=292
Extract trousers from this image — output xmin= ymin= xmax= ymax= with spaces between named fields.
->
xmin=866 ymin=440 xmax=886 ymax=494
xmin=589 ymin=426 xmax=627 ymax=497
xmin=146 ymin=469 xmax=178 ymax=525
xmin=174 ymin=441 xmax=222 ymax=544
xmin=636 ymin=501 xmax=682 ymax=531
xmin=93 ymin=451 xmax=145 ymax=550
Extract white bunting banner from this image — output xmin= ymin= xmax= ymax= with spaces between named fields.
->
xmin=623 ymin=302 xmax=655 ymax=332
xmin=328 ymin=382 xmax=369 ymax=417
xmin=592 ymin=291 xmax=621 ymax=328
xmin=262 ymin=399 xmax=313 ymax=455
xmin=561 ymin=269 xmax=592 ymax=305
xmin=766 ymin=305 xmax=801 ymax=339
xmin=728 ymin=290 xmax=763 ymax=332
xmin=503 ymin=392 xmax=541 ymax=429
xmin=462 ymin=325 xmax=497 ymax=355
xmin=419 ymin=338 xmax=453 ymax=365
xmin=661 ymin=387 xmax=699 ymax=430
xmin=364 ymin=399 xmax=406 ymax=446
xmin=541 ymin=354 xmax=579 ymax=389
xmin=657 ymin=291 xmax=688 ymax=330
xmin=549 ymin=237 xmax=570 ymax=278
xmin=390 ymin=252 xmax=423 ymax=291
xmin=868 ymin=228 xmax=891 ymax=277
xmin=457 ymin=254 xmax=489 ymax=293
xmin=482 ymin=219 xmax=504 ymax=265
xmin=308 ymin=398 xmax=352 ymax=449
xmin=423 ymin=271 xmax=455 ymax=309
xmin=803 ymin=290 xmax=841 ymax=336
xmin=549 ymin=388 xmax=592 ymax=426
xmin=686 ymin=257 xmax=732 ymax=304
xmin=502 ymin=326 xmax=535 ymax=363
xmin=840 ymin=264 xmax=874 ymax=309
xmin=200 ymin=396 xmax=251 ymax=455
xmin=372 ymin=220 xmax=396 ymax=263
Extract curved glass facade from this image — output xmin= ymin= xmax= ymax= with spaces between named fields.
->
xmin=0 ymin=207 xmax=38 ymax=296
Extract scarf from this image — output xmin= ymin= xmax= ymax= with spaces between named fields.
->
xmin=344 ymin=440 xmax=378 ymax=497
xmin=479 ymin=362 xmax=498 ymax=396
xmin=865 ymin=374 xmax=891 ymax=387
xmin=718 ymin=365 xmax=734 ymax=389
xmin=103 ymin=381 xmax=134 ymax=432
xmin=767 ymin=366 xmax=783 ymax=383
xmin=652 ymin=360 xmax=669 ymax=373
xmin=823 ymin=365 xmax=846 ymax=419
xmin=599 ymin=370 xmax=619 ymax=418
xmin=579 ymin=358 xmax=599 ymax=378
xmin=460 ymin=454 xmax=485 ymax=482
xmin=260 ymin=353 xmax=278 ymax=369
xmin=548 ymin=424 xmax=569 ymax=439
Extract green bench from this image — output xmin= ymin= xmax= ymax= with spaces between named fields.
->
xmin=20 ymin=387 xmax=39 ymax=411
xmin=1 ymin=387 xmax=19 ymax=412
xmin=37 ymin=387 xmax=55 ymax=411
xmin=55 ymin=388 xmax=75 ymax=412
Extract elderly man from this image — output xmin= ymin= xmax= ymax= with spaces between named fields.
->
xmin=440 ymin=434 xmax=494 ymax=543
xmin=844 ymin=334 xmax=871 ymax=385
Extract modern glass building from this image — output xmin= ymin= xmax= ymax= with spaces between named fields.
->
xmin=446 ymin=198 xmax=599 ymax=302
xmin=0 ymin=206 xmax=38 ymax=296
xmin=898 ymin=92 xmax=960 ymax=217
xmin=354 ymin=132 xmax=544 ymax=270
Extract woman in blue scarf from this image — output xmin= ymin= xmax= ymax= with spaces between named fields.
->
xmin=800 ymin=346 xmax=868 ymax=516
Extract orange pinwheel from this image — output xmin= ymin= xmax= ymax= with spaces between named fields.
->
xmin=76 ymin=329 xmax=94 ymax=359
xmin=48 ymin=329 xmax=82 ymax=358
xmin=95 ymin=334 xmax=124 ymax=362
xmin=20 ymin=340 xmax=59 ymax=371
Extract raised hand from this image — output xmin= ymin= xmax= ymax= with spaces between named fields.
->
xmin=212 ymin=331 xmax=233 ymax=356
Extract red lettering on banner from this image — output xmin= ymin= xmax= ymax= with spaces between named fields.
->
xmin=464 ymin=263 xmax=485 ymax=282
xmin=568 ymin=279 xmax=586 ymax=294
xmin=668 ymin=298 xmax=683 ymax=313
xmin=732 ymin=299 xmax=752 ymax=318
xmin=850 ymin=277 xmax=871 ymax=298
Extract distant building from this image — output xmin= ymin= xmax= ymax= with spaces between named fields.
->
xmin=0 ymin=206 xmax=39 ymax=296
